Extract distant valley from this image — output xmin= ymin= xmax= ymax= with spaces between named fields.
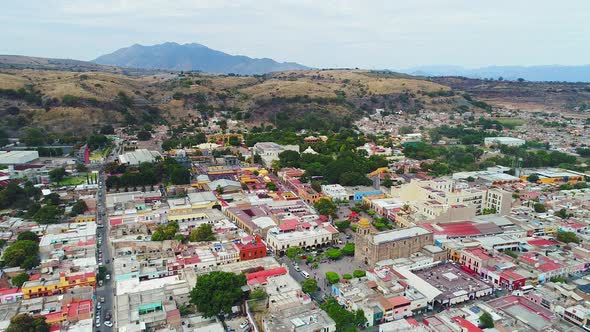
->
xmin=399 ymin=64 xmax=590 ymax=83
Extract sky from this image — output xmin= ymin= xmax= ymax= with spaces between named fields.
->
xmin=1 ymin=0 xmax=589 ymax=69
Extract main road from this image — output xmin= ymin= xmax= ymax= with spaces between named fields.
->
xmin=95 ymin=170 xmax=115 ymax=331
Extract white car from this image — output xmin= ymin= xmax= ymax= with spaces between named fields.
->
xmin=104 ymin=321 xmax=113 ymax=327
xmin=106 ymin=274 xmax=111 ymax=280
xmin=239 ymin=320 xmax=249 ymax=329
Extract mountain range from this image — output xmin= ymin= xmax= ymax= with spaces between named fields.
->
xmin=398 ymin=65 xmax=590 ymax=82
xmin=93 ymin=42 xmax=309 ymax=75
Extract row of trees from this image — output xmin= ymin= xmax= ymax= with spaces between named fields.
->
xmin=151 ymin=223 xmax=216 ymax=243
xmin=278 ymin=149 xmax=386 ymax=186
xmin=105 ymin=158 xmax=191 ymax=189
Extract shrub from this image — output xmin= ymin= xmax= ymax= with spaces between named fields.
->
xmin=353 ymin=270 xmax=366 ymax=278
xmin=325 ymin=272 xmax=340 ymax=284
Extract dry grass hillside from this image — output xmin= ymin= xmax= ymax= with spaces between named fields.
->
xmin=0 ymin=68 xmax=473 ymax=135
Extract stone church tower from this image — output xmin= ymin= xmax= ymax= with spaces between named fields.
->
xmin=354 ymin=218 xmax=372 ymax=264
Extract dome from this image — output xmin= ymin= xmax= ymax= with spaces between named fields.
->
xmin=358 ymin=218 xmax=371 ymax=228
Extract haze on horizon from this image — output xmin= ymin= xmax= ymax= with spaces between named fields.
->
xmin=1 ymin=0 xmax=589 ymax=70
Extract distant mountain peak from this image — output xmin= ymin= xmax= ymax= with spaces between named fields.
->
xmin=93 ymin=42 xmax=309 ymax=75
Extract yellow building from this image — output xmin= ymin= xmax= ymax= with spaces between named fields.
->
xmin=22 ymin=272 xmax=96 ymax=299
xmin=73 ymin=214 xmax=96 ymax=223
xmin=520 ymin=169 xmax=586 ymax=184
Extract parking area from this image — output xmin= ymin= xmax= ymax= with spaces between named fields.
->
xmin=225 ymin=316 xmax=252 ymax=332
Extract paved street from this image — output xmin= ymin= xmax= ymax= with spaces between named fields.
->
xmin=95 ymin=170 xmax=114 ymax=331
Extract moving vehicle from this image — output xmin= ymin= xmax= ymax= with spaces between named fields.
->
xmin=294 ymin=265 xmax=301 ymax=272
xmin=104 ymin=321 xmax=113 ymax=327
xmin=106 ymin=274 xmax=111 ymax=280
xmin=300 ymin=271 xmax=310 ymax=279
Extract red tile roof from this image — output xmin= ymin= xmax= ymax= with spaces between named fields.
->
xmin=500 ymin=270 xmax=525 ymax=281
xmin=451 ymin=316 xmax=483 ymax=332
xmin=387 ymin=295 xmax=410 ymax=307
xmin=527 ymin=238 xmax=559 ymax=247
xmin=465 ymin=248 xmax=492 ymax=260
xmin=246 ymin=267 xmax=287 ymax=285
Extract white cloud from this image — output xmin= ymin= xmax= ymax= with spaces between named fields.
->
xmin=0 ymin=0 xmax=589 ymax=67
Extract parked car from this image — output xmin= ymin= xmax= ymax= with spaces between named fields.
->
xmin=239 ymin=320 xmax=249 ymax=329
xmin=100 ymin=296 xmax=105 ymax=303
xmin=294 ymin=266 xmax=301 ymax=272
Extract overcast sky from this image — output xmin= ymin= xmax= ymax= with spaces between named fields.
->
xmin=1 ymin=0 xmax=589 ymax=69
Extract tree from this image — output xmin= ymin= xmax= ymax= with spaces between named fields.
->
xmin=11 ymin=272 xmax=29 ymax=288
xmin=7 ymin=314 xmax=49 ymax=332
xmin=343 ymin=274 xmax=352 ymax=279
xmin=22 ymin=128 xmax=46 ymax=146
xmin=325 ymin=248 xmax=342 ymax=260
xmin=286 ymin=246 xmax=303 ymax=260
xmin=190 ymin=271 xmax=246 ymax=318
xmin=301 ymin=279 xmax=318 ymax=294
xmin=527 ymin=174 xmax=540 ymax=183
xmin=69 ymin=199 xmax=88 ymax=216
xmin=169 ymin=167 xmax=190 ymax=185
xmin=97 ymin=266 xmax=107 ymax=280
xmin=75 ymin=163 xmax=88 ymax=173
xmin=16 ymin=231 xmax=39 ymax=242
xmin=320 ymin=297 xmax=367 ymax=331
xmin=2 ymin=240 xmax=39 ymax=268
xmin=398 ymin=126 xmax=414 ymax=135
xmin=151 ymin=222 xmax=179 ymax=241
xmin=311 ymin=181 xmax=322 ymax=193
xmin=341 ymin=243 xmax=355 ymax=256
xmin=325 ymin=271 xmax=340 ymax=284
xmin=314 ymin=198 xmax=338 ymax=218
xmin=42 ymin=192 xmax=61 ymax=206
xmin=278 ymin=150 xmax=301 ymax=168
xmin=479 ymin=311 xmax=494 ymax=329
xmin=557 ymin=231 xmax=580 ymax=244
xmin=335 ymin=220 xmax=350 ymax=232
xmin=249 ymin=288 xmax=267 ymax=300
xmin=189 ymin=224 xmax=216 ymax=242
xmin=482 ymin=207 xmax=497 ymax=215
xmin=504 ymin=250 xmax=518 ymax=259
xmin=48 ymin=168 xmax=66 ymax=183
xmin=353 ymin=270 xmax=366 ymax=278
xmin=228 ymin=136 xmax=240 ymax=146
xmin=533 ymin=203 xmax=547 ymax=213
xmin=137 ymin=130 xmax=151 ymax=141
xmin=100 ymin=124 xmax=115 ymax=135
xmin=555 ymin=208 xmax=572 ymax=219
xmin=265 ymin=182 xmax=277 ymax=191
xmin=33 ymin=205 xmax=62 ymax=224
